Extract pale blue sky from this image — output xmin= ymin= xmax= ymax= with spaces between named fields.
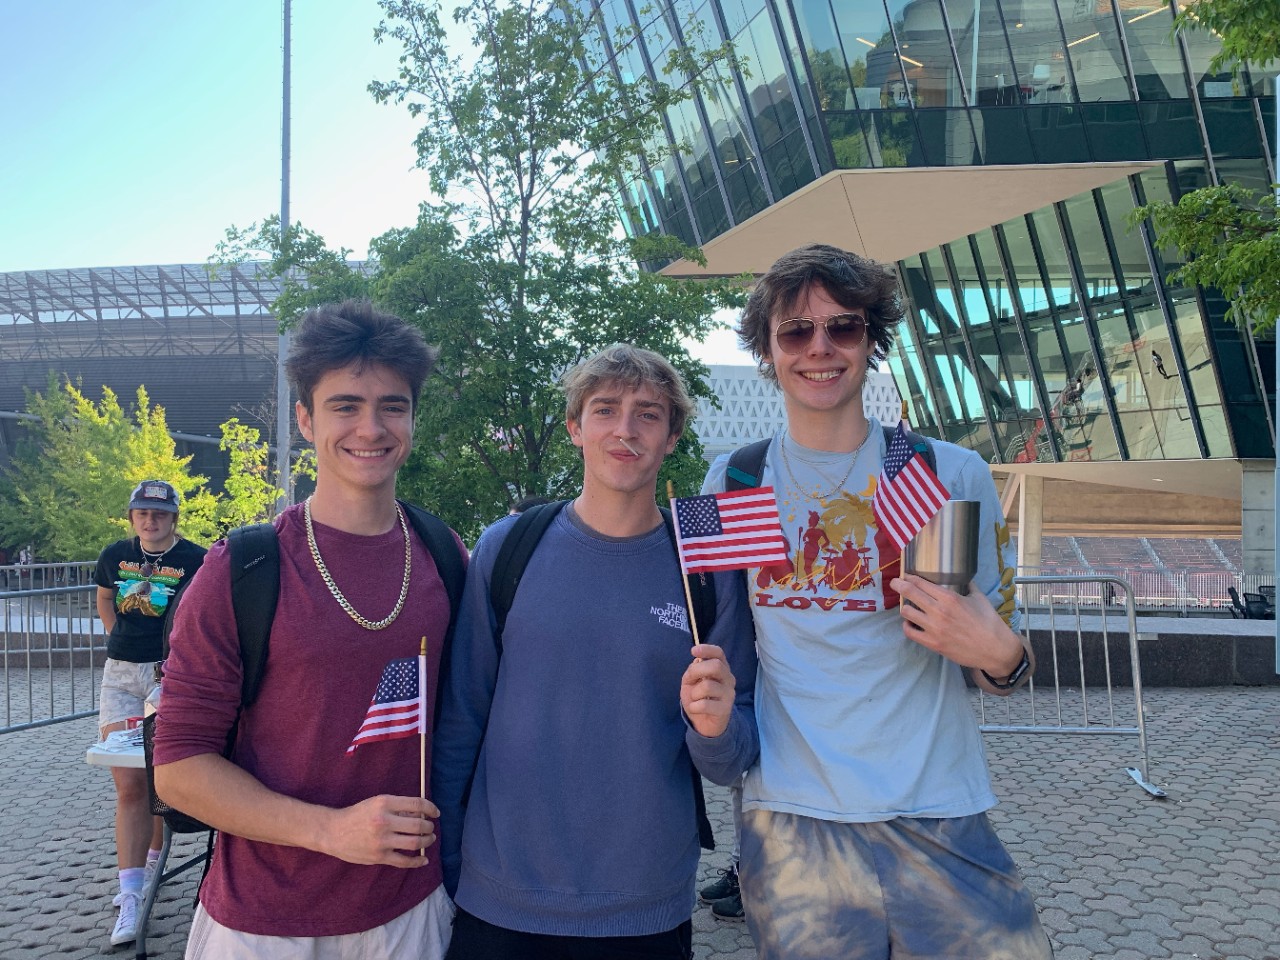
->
xmin=1 ymin=0 xmax=430 ymax=273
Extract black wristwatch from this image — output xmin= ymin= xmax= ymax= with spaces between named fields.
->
xmin=981 ymin=649 xmax=1030 ymax=690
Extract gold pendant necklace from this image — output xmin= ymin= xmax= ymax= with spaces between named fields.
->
xmin=304 ymin=497 xmax=411 ymax=631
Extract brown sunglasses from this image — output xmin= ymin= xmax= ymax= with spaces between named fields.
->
xmin=774 ymin=314 xmax=868 ymax=354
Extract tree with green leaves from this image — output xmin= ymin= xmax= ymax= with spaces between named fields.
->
xmin=0 ymin=379 xmax=215 ymax=559
xmin=1131 ymin=0 xmax=1279 ymax=336
xmin=221 ymin=0 xmax=747 ymax=542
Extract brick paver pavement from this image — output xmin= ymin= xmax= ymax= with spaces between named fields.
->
xmin=2 ymin=686 xmax=1277 ymax=958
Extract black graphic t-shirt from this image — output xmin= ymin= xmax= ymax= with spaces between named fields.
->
xmin=94 ymin=537 xmax=207 ymax=662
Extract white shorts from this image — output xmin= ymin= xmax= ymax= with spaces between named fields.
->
xmin=184 ymin=885 xmax=454 ymax=960
xmin=98 ymin=658 xmax=160 ymax=735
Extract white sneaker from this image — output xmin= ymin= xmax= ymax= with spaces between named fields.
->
xmin=110 ymin=890 xmax=142 ymax=947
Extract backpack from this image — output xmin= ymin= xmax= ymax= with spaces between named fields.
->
xmin=144 ymin=500 xmax=466 ymax=835
xmin=480 ymin=499 xmax=717 ymax=850
xmin=725 ymin=425 xmax=936 ymax=491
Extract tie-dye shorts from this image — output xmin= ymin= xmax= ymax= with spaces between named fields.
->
xmin=739 ymin=809 xmax=1053 ymax=960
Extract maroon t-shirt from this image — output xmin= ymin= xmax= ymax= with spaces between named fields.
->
xmin=154 ymin=502 xmax=462 ymax=936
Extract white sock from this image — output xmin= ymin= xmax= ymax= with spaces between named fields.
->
xmin=146 ymin=849 xmax=161 ymax=866
xmin=119 ymin=868 xmax=145 ymax=896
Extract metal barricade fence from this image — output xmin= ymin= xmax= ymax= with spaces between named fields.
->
xmin=1 ymin=562 xmax=105 ymax=733
xmin=979 ymin=574 xmax=1165 ymax=797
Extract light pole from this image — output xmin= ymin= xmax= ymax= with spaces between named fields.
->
xmin=275 ymin=0 xmax=293 ymax=511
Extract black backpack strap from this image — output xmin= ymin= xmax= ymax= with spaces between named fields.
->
xmin=726 ymin=438 xmax=771 ymax=491
xmin=658 ymin=506 xmax=718 ymax=852
xmin=884 ymin=424 xmax=936 ymax=473
xmin=400 ymin=500 xmax=466 ymax=640
xmin=227 ymin=523 xmax=280 ymax=708
xmin=489 ymin=500 xmax=567 ymax=652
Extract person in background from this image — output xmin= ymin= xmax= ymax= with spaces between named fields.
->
xmin=93 ymin=480 xmax=206 ymax=946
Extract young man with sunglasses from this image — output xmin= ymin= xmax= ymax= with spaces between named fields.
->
xmin=702 ymin=244 xmax=1050 ymax=959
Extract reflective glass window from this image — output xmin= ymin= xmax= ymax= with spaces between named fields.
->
xmin=719 ymin=0 xmax=766 ymax=38
xmin=1214 ymin=158 xmax=1275 ymax=197
xmin=974 ymin=227 xmax=1047 ymax=448
xmin=944 ymin=239 xmax=1021 ymax=425
xmin=723 ymin=165 xmax=769 ymax=223
xmin=791 ymin=0 xmax=855 ymax=112
xmin=827 ymin=112 xmax=873 ymax=168
xmin=1029 ymin=206 xmax=1079 ymax=314
xmin=1136 ymin=102 xmax=1204 ymax=159
xmin=889 ymin=309 xmax=943 ymax=431
xmin=944 ymin=0 xmax=1020 ymax=107
xmin=863 ymin=109 xmax=922 ymax=166
xmin=1196 ymin=404 xmax=1233 ymax=457
xmin=920 ymin=247 xmax=991 ymax=431
xmin=1179 ymin=19 xmax=1241 ymax=101
xmin=826 ymin=3 xmax=911 ymax=110
xmin=1168 ymin=296 xmax=1223 ymax=414
xmin=972 ymin=107 xmax=1036 ymax=163
xmin=914 ymin=107 xmax=982 ymax=165
xmin=1200 ymin=100 xmax=1267 ymax=160
xmin=1058 ymin=0 xmax=1130 ymax=102
xmin=1061 ymin=189 xmax=1119 ymax=303
xmin=763 ymin=132 xmax=816 ymax=195
xmin=743 ymin=9 xmax=803 ymax=148
xmin=1079 ymin=101 xmax=1148 ymax=160
xmin=690 ymin=185 xmax=731 ymax=238
xmin=1119 ymin=1 xmax=1189 ymax=99
xmin=1024 ymin=104 xmax=1091 ymax=163
xmin=885 ymin=0 xmax=966 ymax=108
xmin=999 ymin=0 xmax=1076 ymax=104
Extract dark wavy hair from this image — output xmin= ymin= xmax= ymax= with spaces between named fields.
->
xmin=286 ymin=300 xmax=437 ymax=412
xmin=737 ymin=244 xmax=904 ymax=383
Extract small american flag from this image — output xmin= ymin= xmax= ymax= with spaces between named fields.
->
xmin=873 ymin=423 xmax=950 ymax=549
xmin=347 ymin=656 xmax=425 ymax=755
xmin=672 ymin=488 xmax=788 ymax=573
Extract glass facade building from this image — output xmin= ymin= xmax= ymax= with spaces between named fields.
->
xmin=578 ymin=0 xmax=1276 ymax=468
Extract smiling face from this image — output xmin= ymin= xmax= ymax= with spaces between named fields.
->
xmin=295 ymin=362 xmax=415 ymax=504
xmin=567 ymin=382 xmax=680 ymax=501
xmin=765 ymin=282 xmax=871 ymax=441
xmin=129 ymin=509 xmax=177 ymax=552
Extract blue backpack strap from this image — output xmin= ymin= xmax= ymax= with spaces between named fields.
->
xmin=726 ymin=438 xmax=771 ymax=491
xmin=885 ymin=425 xmax=937 ymax=473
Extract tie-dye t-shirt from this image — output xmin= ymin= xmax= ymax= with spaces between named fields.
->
xmin=703 ymin=419 xmax=1020 ymax=822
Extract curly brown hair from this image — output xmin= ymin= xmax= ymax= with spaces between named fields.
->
xmin=738 ymin=244 xmax=904 ymax=383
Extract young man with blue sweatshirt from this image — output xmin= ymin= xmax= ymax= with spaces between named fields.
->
xmin=433 ymin=343 xmax=759 ymax=960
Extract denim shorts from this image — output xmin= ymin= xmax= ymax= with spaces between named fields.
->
xmin=98 ymin=658 xmax=160 ymax=735
xmin=740 ymin=809 xmax=1054 ymax=960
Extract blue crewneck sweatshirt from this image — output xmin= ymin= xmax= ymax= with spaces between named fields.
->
xmin=432 ymin=507 xmax=759 ymax=937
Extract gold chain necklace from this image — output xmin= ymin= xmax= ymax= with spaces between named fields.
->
xmin=304 ymin=497 xmax=411 ymax=631
xmin=778 ymin=428 xmax=871 ymax=503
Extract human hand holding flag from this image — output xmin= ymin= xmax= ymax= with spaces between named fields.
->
xmin=873 ymin=422 xmax=950 ymax=550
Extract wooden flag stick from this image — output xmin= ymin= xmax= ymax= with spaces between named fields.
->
xmin=419 ymin=636 xmax=427 ymax=857
xmin=666 ymin=481 xmax=702 ymax=650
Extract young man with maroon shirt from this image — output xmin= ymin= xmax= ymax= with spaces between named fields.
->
xmin=154 ymin=300 xmax=464 ymax=959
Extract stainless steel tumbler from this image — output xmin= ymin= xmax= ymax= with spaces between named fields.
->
xmin=902 ymin=500 xmax=980 ymax=595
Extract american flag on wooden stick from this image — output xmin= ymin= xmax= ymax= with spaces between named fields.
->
xmin=672 ymin=487 xmax=788 ymax=573
xmin=873 ymin=423 xmax=950 ymax=549
xmin=347 ymin=656 xmax=425 ymax=755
